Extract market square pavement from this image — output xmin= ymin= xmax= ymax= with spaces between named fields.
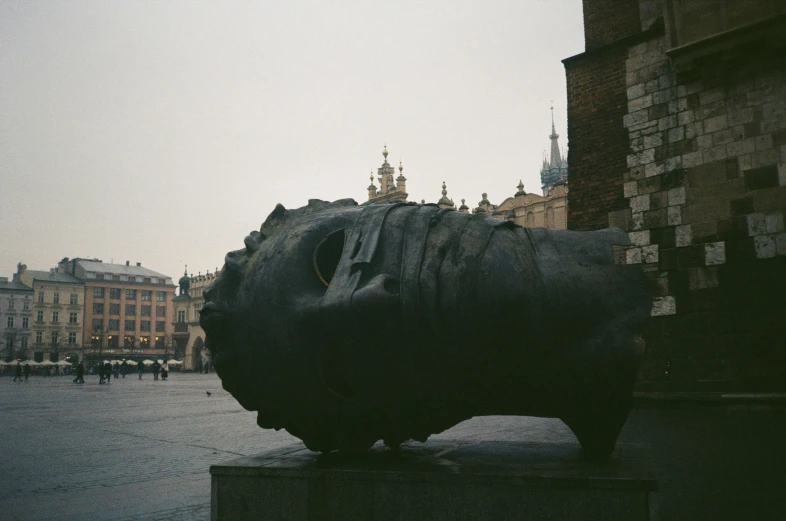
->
xmin=1 ymin=372 xmax=785 ymax=520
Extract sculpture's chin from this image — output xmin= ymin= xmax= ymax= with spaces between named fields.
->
xmin=221 ymin=378 xmax=257 ymax=411
xmin=212 ymin=350 xmax=259 ymax=411
xmin=256 ymin=412 xmax=282 ymax=430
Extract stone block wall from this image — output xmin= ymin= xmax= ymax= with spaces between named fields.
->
xmin=566 ymin=0 xmax=786 ymax=390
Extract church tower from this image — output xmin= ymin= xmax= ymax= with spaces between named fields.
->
xmin=366 ymin=146 xmax=409 ymax=203
xmin=540 ymin=105 xmax=569 ymax=194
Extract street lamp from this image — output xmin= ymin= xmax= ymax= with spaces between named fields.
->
xmin=92 ymin=326 xmax=104 ymax=366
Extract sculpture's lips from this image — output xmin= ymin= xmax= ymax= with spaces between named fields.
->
xmin=200 ymin=301 xmax=226 ymax=332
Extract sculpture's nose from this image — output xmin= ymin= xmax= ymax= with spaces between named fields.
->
xmin=351 ymin=274 xmax=399 ymax=310
xmin=200 ymin=302 xmax=228 ymax=337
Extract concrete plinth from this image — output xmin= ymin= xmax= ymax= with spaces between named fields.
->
xmin=210 ymin=440 xmax=657 ymax=521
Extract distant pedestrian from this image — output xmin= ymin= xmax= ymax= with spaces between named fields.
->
xmin=113 ymin=362 xmax=120 ymax=379
xmin=104 ymin=362 xmax=112 ymax=383
xmin=120 ymin=360 xmax=128 ymax=378
xmin=13 ymin=362 xmax=22 ymax=382
xmin=152 ymin=360 xmax=161 ymax=381
xmin=161 ymin=362 xmax=169 ymax=381
xmin=138 ymin=362 xmax=144 ymax=380
xmin=23 ymin=363 xmax=31 ymax=382
xmin=73 ymin=361 xmax=85 ymax=384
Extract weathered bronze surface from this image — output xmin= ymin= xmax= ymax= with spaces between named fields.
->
xmin=201 ymin=199 xmax=652 ymax=457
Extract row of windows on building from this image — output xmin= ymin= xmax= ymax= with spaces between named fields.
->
xmin=30 ymin=331 xmax=78 ymax=345
xmin=35 ymin=292 xmax=80 ymax=305
xmin=6 ymin=299 xmax=31 ymax=310
xmin=11 ymin=311 xmax=82 ymax=326
xmin=90 ymin=319 xmax=167 ymax=332
xmin=92 ymin=274 xmax=166 ymax=284
xmin=14 ymin=332 xmax=167 ymax=348
xmin=91 ymin=288 xmax=168 ymax=301
xmin=175 ymin=304 xmax=202 ymax=324
xmin=9 ymin=308 xmax=168 ymax=325
xmin=92 ymin=303 xmax=166 ymax=317
xmin=30 ymin=289 xmax=169 ymax=304
xmin=92 ymin=335 xmax=168 ymax=349
xmin=9 ymin=315 xmax=167 ymax=333
xmin=8 ymin=316 xmax=29 ymax=328
xmin=15 ymin=328 xmax=169 ymax=349
xmin=12 ymin=331 xmax=80 ymax=349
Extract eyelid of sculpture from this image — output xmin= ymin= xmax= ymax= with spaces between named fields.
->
xmin=313 ymin=229 xmax=346 ymax=287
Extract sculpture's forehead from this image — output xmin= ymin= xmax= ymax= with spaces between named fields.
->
xmin=258 ymin=207 xmax=360 ymax=249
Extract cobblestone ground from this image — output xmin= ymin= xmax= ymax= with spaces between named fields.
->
xmin=0 ymin=373 xmax=576 ymax=521
xmin=1 ymin=373 xmax=785 ymax=520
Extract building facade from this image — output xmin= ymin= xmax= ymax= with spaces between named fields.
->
xmin=564 ymin=0 xmax=786 ymax=389
xmin=363 ymin=130 xmax=569 ymax=230
xmin=0 ymin=273 xmax=34 ymax=361
xmin=367 ymin=146 xmax=408 ymax=204
xmin=172 ymin=268 xmax=216 ymax=371
xmin=466 ymin=116 xmax=569 ymax=229
xmin=16 ymin=263 xmax=85 ymax=363
xmin=470 ymin=181 xmax=568 ymax=229
xmin=56 ymin=258 xmax=176 ymax=364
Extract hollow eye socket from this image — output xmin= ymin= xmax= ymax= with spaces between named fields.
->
xmin=313 ymin=229 xmax=345 ymax=287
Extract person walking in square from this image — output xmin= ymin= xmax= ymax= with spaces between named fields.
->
xmin=151 ymin=360 xmax=161 ymax=381
xmin=23 ymin=363 xmax=31 ymax=382
xmin=161 ymin=361 xmax=169 ymax=381
xmin=13 ymin=362 xmax=22 ymax=382
xmin=104 ymin=361 xmax=112 ymax=383
xmin=138 ymin=362 xmax=144 ymax=380
xmin=113 ymin=362 xmax=120 ymax=379
xmin=120 ymin=360 xmax=128 ymax=378
xmin=73 ymin=361 xmax=85 ymax=384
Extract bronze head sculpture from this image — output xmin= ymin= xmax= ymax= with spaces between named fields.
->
xmin=201 ymin=199 xmax=652 ymax=458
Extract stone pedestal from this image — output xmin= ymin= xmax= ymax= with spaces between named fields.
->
xmin=210 ymin=440 xmax=657 ymax=521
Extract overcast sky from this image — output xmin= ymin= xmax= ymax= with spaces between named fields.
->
xmin=1 ymin=0 xmax=584 ymax=283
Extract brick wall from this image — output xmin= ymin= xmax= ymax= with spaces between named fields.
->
xmin=567 ymin=0 xmax=786 ymax=390
xmin=564 ymin=47 xmax=631 ymax=231
xmin=582 ymin=0 xmax=642 ymax=51
xmin=566 ymin=0 xmax=642 ymax=232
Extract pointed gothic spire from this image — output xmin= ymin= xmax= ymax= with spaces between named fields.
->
xmin=550 ymin=103 xmax=557 ymax=138
xmin=549 ymin=104 xmax=562 ymax=169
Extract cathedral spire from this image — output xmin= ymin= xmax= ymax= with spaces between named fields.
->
xmin=540 ymin=103 xmax=569 ymax=191
xmin=549 ymin=103 xmax=561 ymax=168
